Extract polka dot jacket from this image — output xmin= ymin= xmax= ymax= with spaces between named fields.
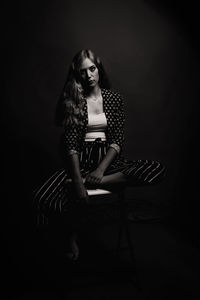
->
xmin=63 ymin=89 xmax=125 ymax=155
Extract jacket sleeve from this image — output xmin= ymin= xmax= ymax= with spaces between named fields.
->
xmin=109 ymin=93 xmax=125 ymax=153
xmin=63 ymin=123 xmax=80 ymax=155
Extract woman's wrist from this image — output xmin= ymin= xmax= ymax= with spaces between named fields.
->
xmin=95 ymin=164 xmax=105 ymax=173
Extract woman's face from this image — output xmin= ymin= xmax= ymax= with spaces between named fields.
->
xmin=79 ymin=58 xmax=99 ymax=89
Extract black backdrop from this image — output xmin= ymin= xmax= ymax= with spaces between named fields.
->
xmin=2 ymin=0 xmax=199 ymax=286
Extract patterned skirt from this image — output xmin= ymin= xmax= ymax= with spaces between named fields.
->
xmin=33 ymin=138 xmax=165 ymax=225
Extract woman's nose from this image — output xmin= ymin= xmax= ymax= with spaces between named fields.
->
xmin=86 ymin=70 xmax=91 ymax=78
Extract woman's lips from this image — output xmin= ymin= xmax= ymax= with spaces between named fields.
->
xmin=88 ymin=80 xmax=95 ymax=84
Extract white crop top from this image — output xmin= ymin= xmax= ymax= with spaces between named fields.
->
xmin=85 ymin=112 xmax=107 ymax=141
xmin=85 ymin=112 xmax=121 ymax=154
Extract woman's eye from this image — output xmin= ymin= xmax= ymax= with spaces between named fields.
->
xmin=90 ymin=66 xmax=96 ymax=72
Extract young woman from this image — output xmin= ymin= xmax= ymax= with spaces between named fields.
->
xmin=33 ymin=49 xmax=165 ymax=260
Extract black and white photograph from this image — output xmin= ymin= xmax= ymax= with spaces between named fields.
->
xmin=2 ymin=0 xmax=200 ymax=299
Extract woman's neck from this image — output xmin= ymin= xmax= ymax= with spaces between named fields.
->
xmin=85 ymin=85 xmax=101 ymax=99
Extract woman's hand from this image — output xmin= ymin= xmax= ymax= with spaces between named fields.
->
xmin=85 ymin=168 xmax=104 ymax=187
xmin=85 ymin=147 xmax=117 ymax=188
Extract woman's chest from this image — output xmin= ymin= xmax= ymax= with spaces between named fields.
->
xmin=82 ymin=93 xmax=115 ymax=129
xmin=86 ymin=97 xmax=103 ymax=115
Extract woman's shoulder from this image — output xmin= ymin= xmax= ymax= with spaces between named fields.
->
xmin=101 ymin=88 xmax=123 ymax=99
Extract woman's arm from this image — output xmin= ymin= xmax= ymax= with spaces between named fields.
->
xmin=85 ymin=147 xmax=117 ymax=186
xmin=63 ymin=122 xmax=88 ymax=203
xmin=110 ymin=93 xmax=125 ymax=152
xmin=67 ymin=153 xmax=88 ymax=203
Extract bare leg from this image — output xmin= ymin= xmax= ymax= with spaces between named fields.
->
xmin=66 ymin=232 xmax=79 ymax=261
xmin=65 ymin=173 xmax=127 ymax=261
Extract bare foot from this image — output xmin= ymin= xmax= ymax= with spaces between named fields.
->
xmin=66 ymin=233 xmax=79 ymax=261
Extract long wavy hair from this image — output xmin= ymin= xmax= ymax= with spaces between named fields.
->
xmin=55 ymin=49 xmax=111 ymax=127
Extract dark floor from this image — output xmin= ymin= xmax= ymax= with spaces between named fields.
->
xmin=3 ymin=198 xmax=200 ymax=300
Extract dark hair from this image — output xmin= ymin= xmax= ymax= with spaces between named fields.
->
xmin=55 ymin=49 xmax=111 ymax=127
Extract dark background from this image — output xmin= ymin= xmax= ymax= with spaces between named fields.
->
xmin=1 ymin=0 xmax=199 ymax=296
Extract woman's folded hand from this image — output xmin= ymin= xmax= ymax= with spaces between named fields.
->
xmin=85 ymin=168 xmax=104 ymax=187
